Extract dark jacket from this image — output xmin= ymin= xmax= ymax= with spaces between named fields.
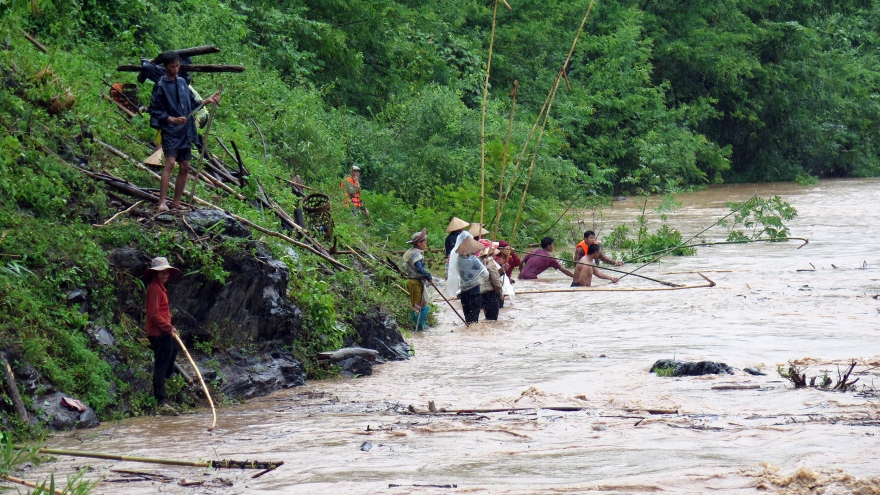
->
xmin=149 ymin=76 xmax=201 ymax=150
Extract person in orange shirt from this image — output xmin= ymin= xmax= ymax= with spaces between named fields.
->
xmin=340 ymin=164 xmax=370 ymax=218
xmin=144 ymin=256 xmax=181 ymax=415
xmin=573 ymin=230 xmax=623 ymax=267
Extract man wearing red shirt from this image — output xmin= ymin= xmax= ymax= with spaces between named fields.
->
xmin=144 ymin=256 xmax=181 ymax=414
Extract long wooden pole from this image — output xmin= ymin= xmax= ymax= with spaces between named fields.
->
xmin=427 ymin=279 xmax=469 ymax=327
xmin=512 ymin=248 xmax=683 ymax=287
xmin=490 ymin=81 xmax=518 ymax=241
xmin=0 ymin=474 xmax=65 ymax=495
xmin=188 ymin=84 xmax=221 ymax=204
xmin=480 ymin=0 xmax=501 ymax=229
xmin=26 ymin=448 xmax=283 ymax=470
xmin=171 ymin=332 xmax=216 ymax=431
xmin=1 ymin=352 xmax=28 ymax=422
xmin=515 ymin=273 xmax=715 ymax=294
xmin=509 ymin=0 xmax=595 ymax=244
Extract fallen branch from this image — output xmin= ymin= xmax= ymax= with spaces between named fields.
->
xmin=96 ymin=200 xmax=143 ymax=226
xmin=28 ymin=448 xmax=283 ymax=471
xmin=20 ymin=30 xmax=47 ymax=53
xmin=834 ymin=361 xmax=859 ymax=391
xmin=101 ymin=92 xmax=137 ymax=119
xmin=1 ymin=352 xmax=28 ymax=421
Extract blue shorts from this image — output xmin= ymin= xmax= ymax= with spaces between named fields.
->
xmin=162 ymin=146 xmax=192 ymax=161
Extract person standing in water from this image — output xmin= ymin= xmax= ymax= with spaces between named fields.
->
xmin=403 ymin=228 xmax=432 ymax=331
xmin=572 ymin=244 xmax=619 ymax=287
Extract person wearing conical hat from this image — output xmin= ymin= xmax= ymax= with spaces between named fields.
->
xmin=445 ymin=217 xmax=470 ymax=258
xmin=403 ymin=228 xmax=432 ymax=331
xmin=478 ymin=247 xmax=503 ymax=320
xmin=143 ymin=256 xmax=182 ymax=415
xmin=455 ymin=237 xmax=489 ymax=323
xmin=468 ymin=223 xmax=490 ymax=240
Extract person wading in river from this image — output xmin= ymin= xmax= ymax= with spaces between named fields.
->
xmin=456 ymin=237 xmax=488 ymax=323
xmin=479 ymin=247 xmax=503 ymax=320
xmin=495 ymin=240 xmax=521 ymax=282
xmin=144 ymin=256 xmax=182 ymax=415
xmin=519 ymin=236 xmax=575 ymax=280
xmin=445 ymin=217 xmax=470 ymax=277
xmin=574 ymin=230 xmax=624 ymax=267
xmin=572 ymin=244 xmax=619 ymax=287
xmin=149 ymin=50 xmax=221 ymax=212
xmin=403 ymin=228 xmax=432 ymax=331
xmin=340 ymin=164 xmax=370 ymax=218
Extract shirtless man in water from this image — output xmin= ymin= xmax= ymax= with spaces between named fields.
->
xmin=571 ymin=244 xmax=619 ymax=287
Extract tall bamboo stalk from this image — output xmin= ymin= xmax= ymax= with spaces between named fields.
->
xmin=480 ymin=0 xmax=501 ymax=228
xmin=508 ymin=0 xmax=595 ymax=245
xmin=490 ymin=81 xmax=518 ymax=241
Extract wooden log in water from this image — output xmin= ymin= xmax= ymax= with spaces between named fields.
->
xmin=117 ymin=64 xmax=245 ymax=73
xmin=27 ymin=448 xmax=283 ymax=470
xmin=0 ymin=474 xmax=65 ymax=495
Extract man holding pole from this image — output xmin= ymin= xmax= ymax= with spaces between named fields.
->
xmin=144 ymin=256 xmax=182 ymax=415
xmin=574 ymin=230 xmax=624 ymax=266
xmin=403 ymin=228 xmax=432 ymax=331
xmin=149 ymin=50 xmax=221 ymax=212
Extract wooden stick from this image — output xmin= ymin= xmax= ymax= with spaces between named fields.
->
xmin=512 ymin=248 xmax=683 ymax=287
xmin=188 ymin=84 xmax=221 ymax=204
xmin=28 ymin=448 xmax=283 ymax=470
xmin=99 ymin=200 xmax=142 ymax=226
xmin=171 ymin=331 xmax=216 ymax=431
xmin=117 ymin=64 xmax=245 ymax=73
xmin=479 ymin=0 xmax=501 ymax=229
xmin=101 ymin=92 xmax=137 ymax=119
xmin=427 ymin=278 xmax=469 ymax=327
xmin=157 ymin=45 xmax=220 ymax=59
xmin=514 ymin=274 xmax=715 ymax=294
xmin=20 ymin=30 xmax=47 ymax=53
xmin=248 ymin=117 xmax=268 ymax=169
xmin=0 ymin=474 xmax=65 ymax=495
xmin=491 ymin=80 xmax=518 ymax=241
xmin=1 ymin=352 xmax=28 ymax=421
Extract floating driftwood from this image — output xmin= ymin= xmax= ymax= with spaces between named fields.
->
xmin=117 ymin=64 xmax=245 ymax=73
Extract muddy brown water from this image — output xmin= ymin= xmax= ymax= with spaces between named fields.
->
xmin=22 ymin=179 xmax=880 ymax=494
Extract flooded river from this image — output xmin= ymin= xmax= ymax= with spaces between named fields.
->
xmin=28 ymin=179 xmax=880 ymax=494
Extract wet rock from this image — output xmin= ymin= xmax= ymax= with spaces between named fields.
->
xmin=87 ymin=325 xmax=116 ymax=347
xmin=12 ymin=362 xmax=44 ymax=396
xmin=744 ymin=367 xmax=767 ymax=376
xmin=360 ymin=441 xmax=372 ymax=452
xmin=33 ymin=391 xmax=99 ymax=430
xmin=350 ymin=308 xmax=410 ymax=361
xmin=184 ymin=209 xmax=251 ymax=238
xmin=66 ymin=289 xmax=87 ymax=304
xmin=110 ymin=247 xmax=150 ymax=276
xmin=215 ymin=345 xmax=306 ymax=400
xmin=339 ymin=356 xmax=373 ymax=378
xmin=650 ymin=359 xmax=734 ymax=376
xmin=171 ymin=245 xmax=303 ymax=343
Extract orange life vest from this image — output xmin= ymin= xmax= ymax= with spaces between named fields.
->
xmin=340 ymin=176 xmax=363 ymax=208
xmin=574 ymin=240 xmax=590 ymax=261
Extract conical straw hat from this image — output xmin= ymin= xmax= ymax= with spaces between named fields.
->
xmin=468 ymin=223 xmax=489 ymax=237
xmin=446 ymin=217 xmax=470 ymax=232
xmin=456 ymin=237 xmax=484 ymax=256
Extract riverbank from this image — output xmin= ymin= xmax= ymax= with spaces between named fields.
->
xmin=21 ymin=179 xmax=880 ymax=493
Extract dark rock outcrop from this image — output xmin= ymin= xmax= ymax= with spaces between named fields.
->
xmin=184 ymin=209 xmax=251 ymax=238
xmin=339 ymin=356 xmax=373 ymax=377
xmin=650 ymin=359 xmax=734 ymax=376
xmin=212 ymin=344 xmax=305 ymax=400
xmin=33 ymin=391 xmax=99 ymax=430
xmin=350 ymin=308 xmax=410 ymax=361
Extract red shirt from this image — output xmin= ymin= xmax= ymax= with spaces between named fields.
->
xmin=518 ymin=249 xmax=562 ymax=280
xmin=494 ymin=251 xmax=521 ymax=279
xmin=145 ymin=278 xmax=174 ymax=337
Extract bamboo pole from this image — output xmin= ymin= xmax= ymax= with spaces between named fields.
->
xmin=479 ymin=0 xmax=501 ymax=229
xmin=101 ymin=92 xmax=137 ymax=119
xmin=117 ymin=64 xmax=245 ymax=73
xmin=1 ymin=352 xmax=28 ymax=422
xmin=515 ymin=273 xmax=715 ymax=294
xmin=171 ymin=331 xmax=216 ymax=431
xmin=27 ymin=448 xmax=283 ymax=470
xmin=427 ymin=278 xmax=469 ymax=327
xmin=512 ymin=248 xmax=683 ymax=287
xmin=96 ymin=200 xmax=142 ymax=226
xmin=20 ymin=30 xmax=47 ymax=53
xmin=490 ymin=81 xmax=518 ymax=241
xmin=509 ymin=0 xmax=595 ymax=245
xmin=0 ymin=474 xmax=65 ymax=495
xmin=623 ymin=237 xmax=809 ymax=264
xmin=188 ymin=84 xmax=221 ymax=204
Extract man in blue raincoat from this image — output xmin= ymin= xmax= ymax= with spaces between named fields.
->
xmin=149 ymin=51 xmax=221 ymax=212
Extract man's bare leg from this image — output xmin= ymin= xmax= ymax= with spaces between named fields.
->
xmin=170 ymin=159 xmax=191 ymax=210
xmin=157 ymin=155 xmax=178 ymax=212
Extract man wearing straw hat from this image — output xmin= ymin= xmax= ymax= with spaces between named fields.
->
xmin=403 ymin=228 xmax=432 ymax=331
xmin=144 ymin=256 xmax=182 ymax=415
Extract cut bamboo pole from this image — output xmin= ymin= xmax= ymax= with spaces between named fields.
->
xmin=20 ymin=30 xmax=47 ymax=53
xmin=28 ymin=448 xmax=283 ymax=470
xmin=514 ymin=273 xmax=715 ymax=294
xmin=479 ymin=0 xmax=501 ymax=229
xmin=101 ymin=92 xmax=137 ymax=119
xmin=1 ymin=352 xmax=28 ymax=421
xmin=96 ymin=200 xmax=142 ymax=226
xmin=171 ymin=331 xmax=216 ymax=431
xmin=490 ymin=80 xmax=518 ymax=241
xmin=0 ymin=474 xmax=65 ymax=495
xmin=117 ymin=64 xmax=245 ymax=73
